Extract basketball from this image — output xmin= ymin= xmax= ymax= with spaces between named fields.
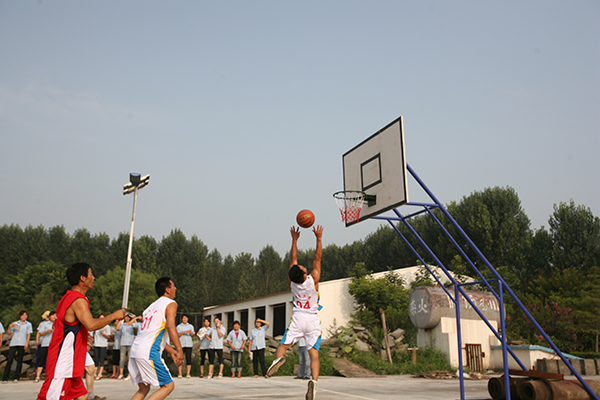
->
xmin=296 ymin=209 xmax=315 ymax=228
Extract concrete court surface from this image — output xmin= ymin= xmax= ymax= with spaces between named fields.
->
xmin=0 ymin=375 xmax=494 ymax=400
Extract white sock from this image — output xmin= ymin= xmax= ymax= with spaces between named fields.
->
xmin=88 ymin=391 xmax=94 ymax=399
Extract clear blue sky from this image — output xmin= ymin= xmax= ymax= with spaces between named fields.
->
xmin=1 ymin=1 xmax=598 ymax=259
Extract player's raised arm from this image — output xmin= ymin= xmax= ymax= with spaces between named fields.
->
xmin=311 ymin=225 xmax=323 ymax=287
xmin=290 ymin=226 xmax=300 ymax=270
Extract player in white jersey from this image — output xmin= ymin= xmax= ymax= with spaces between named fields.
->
xmin=267 ymin=225 xmax=323 ymax=400
xmin=128 ymin=277 xmax=183 ymax=400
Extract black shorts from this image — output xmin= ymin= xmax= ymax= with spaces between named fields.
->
xmin=208 ymin=349 xmax=223 ymax=365
xmin=200 ymin=349 xmax=209 ymax=364
xmin=38 ymin=347 xmax=49 ymax=368
xmin=183 ymin=347 xmax=192 ymax=365
xmin=94 ymin=347 xmax=107 ymax=367
xmin=112 ymin=348 xmax=120 ymax=365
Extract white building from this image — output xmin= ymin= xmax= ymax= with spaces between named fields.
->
xmin=203 ymin=265 xmax=457 ymax=338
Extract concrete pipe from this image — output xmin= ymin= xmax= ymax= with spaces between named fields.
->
xmin=518 ymin=379 xmax=600 ymax=400
xmin=488 ymin=375 xmax=527 ymax=400
xmin=517 ymin=379 xmax=552 ymax=400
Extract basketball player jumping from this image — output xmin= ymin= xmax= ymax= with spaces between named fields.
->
xmin=267 ymin=225 xmax=323 ymax=400
xmin=37 ymin=263 xmax=125 ymax=400
xmin=128 ymin=277 xmax=184 ymax=400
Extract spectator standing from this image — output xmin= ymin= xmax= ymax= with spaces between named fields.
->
xmin=34 ymin=311 xmax=56 ymax=382
xmin=247 ymin=318 xmax=270 ymax=378
xmin=2 ymin=310 xmax=33 ymax=383
xmin=93 ymin=314 xmax=112 ymax=380
xmin=0 ymin=322 xmax=4 ymax=347
xmin=109 ymin=320 xmax=122 ymax=379
xmin=296 ymin=337 xmax=311 ymax=380
xmin=207 ymin=318 xmax=226 ymax=379
xmin=176 ymin=315 xmax=194 ymax=379
xmin=118 ymin=314 xmax=141 ymax=380
xmin=196 ymin=318 xmax=212 ymax=378
xmin=226 ymin=321 xmax=247 ymax=378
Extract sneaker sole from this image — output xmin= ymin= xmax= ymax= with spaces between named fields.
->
xmin=306 ymin=380 xmax=316 ymax=400
xmin=266 ymin=358 xmax=287 ymax=378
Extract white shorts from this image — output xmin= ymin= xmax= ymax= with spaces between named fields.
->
xmin=85 ymin=353 xmax=94 ymax=367
xmin=128 ymin=357 xmax=172 ymax=387
xmin=281 ymin=313 xmax=322 ymax=351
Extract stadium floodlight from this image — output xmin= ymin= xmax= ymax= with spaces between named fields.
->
xmin=122 ymin=173 xmax=150 ymax=309
xmin=123 ymin=174 xmax=149 ymax=195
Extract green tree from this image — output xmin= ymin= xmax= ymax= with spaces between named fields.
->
xmin=254 ymin=245 xmax=286 ymax=296
xmin=448 ymin=186 xmax=532 ymax=275
xmin=46 ymin=225 xmax=71 ymax=265
xmin=133 ymin=235 xmax=159 ymax=276
xmin=236 ymin=253 xmax=257 ymax=301
xmin=68 ymin=229 xmax=113 ymax=276
xmin=347 ymin=263 xmax=412 ymax=336
xmin=88 ymin=266 xmax=157 ymax=316
xmin=549 ymin=200 xmax=600 ymax=273
xmin=203 ymin=249 xmax=223 ymax=306
xmin=0 ymin=224 xmax=24 ymax=277
xmin=156 ymin=229 xmax=208 ymax=313
xmin=0 ymin=261 xmax=67 ymax=310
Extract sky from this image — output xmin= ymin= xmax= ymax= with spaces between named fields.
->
xmin=1 ymin=1 xmax=598 ymax=260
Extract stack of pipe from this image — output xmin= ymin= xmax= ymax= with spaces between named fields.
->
xmin=488 ymin=376 xmax=600 ymax=400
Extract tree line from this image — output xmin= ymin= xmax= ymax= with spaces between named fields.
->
xmin=1 ymin=186 xmax=599 ymax=352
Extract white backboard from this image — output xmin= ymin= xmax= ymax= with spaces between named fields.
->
xmin=342 ymin=116 xmax=409 ymax=226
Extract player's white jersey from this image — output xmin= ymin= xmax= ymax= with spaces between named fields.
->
xmin=291 ymin=275 xmax=321 ymax=314
xmin=130 ymin=296 xmax=175 ymax=360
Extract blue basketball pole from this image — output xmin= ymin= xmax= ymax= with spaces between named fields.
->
xmin=372 ymin=164 xmax=598 ymax=400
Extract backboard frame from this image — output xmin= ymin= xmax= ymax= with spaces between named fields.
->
xmin=341 ymin=116 xmax=409 ymax=227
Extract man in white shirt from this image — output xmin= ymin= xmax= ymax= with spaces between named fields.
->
xmin=175 ymin=315 xmax=194 ymax=379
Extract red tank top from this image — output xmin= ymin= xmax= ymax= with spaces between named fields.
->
xmin=45 ymin=290 xmax=90 ymax=378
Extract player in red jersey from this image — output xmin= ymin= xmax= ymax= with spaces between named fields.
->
xmin=37 ymin=263 xmax=125 ymax=400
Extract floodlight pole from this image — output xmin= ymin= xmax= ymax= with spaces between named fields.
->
xmin=122 ymin=173 xmax=149 ymax=310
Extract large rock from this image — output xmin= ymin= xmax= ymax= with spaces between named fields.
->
xmin=354 ymin=339 xmax=371 ymax=352
xmin=382 ymin=335 xmax=395 ymax=349
xmin=390 ymin=328 xmax=405 ymax=339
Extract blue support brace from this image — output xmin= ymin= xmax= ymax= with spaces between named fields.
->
xmin=366 ymin=163 xmax=599 ymax=400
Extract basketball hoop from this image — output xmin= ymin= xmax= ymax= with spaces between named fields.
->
xmin=333 ymin=191 xmax=367 ymax=224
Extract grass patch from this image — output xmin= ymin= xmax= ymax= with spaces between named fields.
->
xmin=347 ymin=347 xmax=452 ymax=375
xmin=263 ymin=346 xmax=337 ymax=376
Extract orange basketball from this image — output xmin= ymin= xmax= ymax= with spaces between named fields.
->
xmin=296 ymin=209 xmax=315 ymax=228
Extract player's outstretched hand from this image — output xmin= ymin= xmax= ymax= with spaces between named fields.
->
xmin=111 ymin=309 xmax=126 ymax=321
xmin=290 ymin=226 xmax=300 ymax=240
xmin=313 ymin=224 xmax=324 ymax=238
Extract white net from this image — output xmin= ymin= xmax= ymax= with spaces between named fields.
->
xmin=333 ymin=191 xmax=366 ymax=224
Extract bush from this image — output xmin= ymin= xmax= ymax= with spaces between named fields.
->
xmin=570 ymin=351 xmax=600 ymax=359
xmin=347 ymin=347 xmax=452 ymax=375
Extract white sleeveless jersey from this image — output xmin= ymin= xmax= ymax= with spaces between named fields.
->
xmin=291 ymin=275 xmax=321 ymax=314
xmin=130 ymin=296 xmax=175 ymax=359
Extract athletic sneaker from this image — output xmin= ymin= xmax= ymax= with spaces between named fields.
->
xmin=306 ymin=379 xmax=317 ymax=400
xmin=266 ymin=357 xmax=286 ymax=378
